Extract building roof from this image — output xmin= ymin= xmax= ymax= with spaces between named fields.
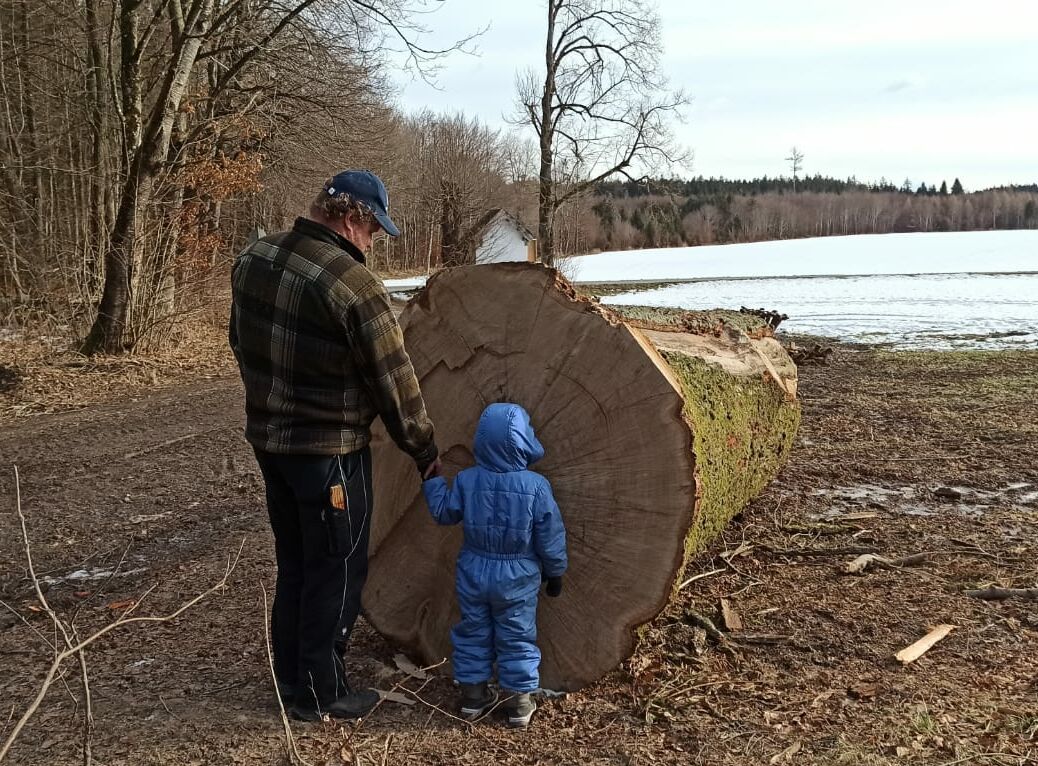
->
xmin=472 ymin=208 xmax=536 ymax=243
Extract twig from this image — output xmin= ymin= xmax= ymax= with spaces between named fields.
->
xmin=844 ymin=550 xmax=1008 ymax=575
xmin=121 ymin=426 xmax=230 ymax=459
xmin=400 ymin=688 xmax=513 ymax=757
xmin=683 ymin=610 xmax=740 ymax=658
xmin=937 ymin=752 xmax=1038 ymax=766
xmin=723 ymin=557 xmax=763 ymax=586
xmin=69 ymin=538 xmax=136 ymax=627
xmin=678 ymin=568 xmax=725 ymax=590
xmin=873 ymin=455 xmax=965 ymax=462
xmin=965 ymin=586 xmax=1038 ymax=601
xmin=261 ymin=585 xmax=310 ymax=766
xmin=766 ymin=546 xmax=879 ymax=558
xmin=0 ymin=467 xmax=244 ymax=764
xmin=351 ymin=657 xmax=448 ymax=742
xmin=737 ymin=634 xmax=794 ymax=646
xmin=6 ymin=467 xmax=93 ymax=766
xmin=0 ymin=599 xmax=56 ymax=650
xmin=843 ymin=552 xmax=933 ymax=575
xmin=402 ymin=708 xmax=436 ymax=759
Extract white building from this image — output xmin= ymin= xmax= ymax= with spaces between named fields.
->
xmin=472 ymin=209 xmax=537 ymax=264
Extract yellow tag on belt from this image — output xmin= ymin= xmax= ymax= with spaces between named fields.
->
xmin=330 ymin=484 xmax=346 ymax=510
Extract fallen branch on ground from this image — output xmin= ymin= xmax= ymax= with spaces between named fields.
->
xmin=740 ymin=306 xmax=788 ymax=329
xmin=678 ymin=568 xmax=726 ymax=590
xmin=122 ymin=426 xmax=232 ymax=459
xmin=895 ymin=624 xmax=955 ymax=665
xmin=843 ymin=550 xmax=1010 ymax=575
xmin=965 ymin=586 xmax=1038 ymax=601
xmin=737 ymin=634 xmax=796 ymax=646
xmin=784 ymin=342 xmax=833 ymax=365
xmin=0 ymin=466 xmax=244 ymax=764
xmin=843 ymin=552 xmax=934 ymax=574
xmin=765 ymin=546 xmax=880 ymax=558
xmin=261 ymin=586 xmax=311 ymax=766
xmin=683 ymin=611 xmax=740 ymax=658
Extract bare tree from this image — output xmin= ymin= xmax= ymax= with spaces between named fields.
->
xmin=427 ymin=114 xmax=507 ymax=267
xmin=66 ymin=0 xmax=473 ymax=354
xmin=515 ymin=0 xmax=687 ymax=265
xmin=786 ymin=146 xmax=804 ymax=192
xmin=2 ymin=0 xmax=493 ymax=335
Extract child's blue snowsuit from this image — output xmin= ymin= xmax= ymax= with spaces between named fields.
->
xmin=422 ymin=403 xmax=567 ymax=693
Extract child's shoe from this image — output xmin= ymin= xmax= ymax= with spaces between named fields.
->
xmin=459 ymin=682 xmax=498 ymax=719
xmin=504 ymin=692 xmax=537 ymax=728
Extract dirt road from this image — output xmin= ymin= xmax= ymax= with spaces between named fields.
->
xmin=1 ymin=351 xmax=1036 ymax=765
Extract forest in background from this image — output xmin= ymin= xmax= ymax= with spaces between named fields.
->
xmin=2 ymin=0 xmax=1035 ymax=351
xmin=582 ymin=177 xmax=1038 ymax=251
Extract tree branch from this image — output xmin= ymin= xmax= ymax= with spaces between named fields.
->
xmin=0 ymin=466 xmax=245 ymax=764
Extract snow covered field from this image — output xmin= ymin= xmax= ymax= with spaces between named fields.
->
xmin=565 ymin=230 xmax=1038 ymax=283
xmin=603 ymin=272 xmax=1038 ymax=350
xmin=383 ymin=231 xmax=1038 ymax=349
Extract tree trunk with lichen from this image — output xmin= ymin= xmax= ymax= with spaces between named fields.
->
xmin=364 ymin=263 xmax=800 ymax=690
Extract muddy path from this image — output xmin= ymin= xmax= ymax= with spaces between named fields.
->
xmin=1 ymin=350 xmax=1037 ymax=765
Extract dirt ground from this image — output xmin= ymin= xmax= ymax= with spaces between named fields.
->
xmin=0 ymin=330 xmax=1036 ymax=765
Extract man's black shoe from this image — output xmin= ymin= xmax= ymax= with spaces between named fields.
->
xmin=289 ymin=688 xmax=380 ymax=721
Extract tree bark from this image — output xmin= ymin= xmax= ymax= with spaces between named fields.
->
xmin=536 ymin=3 xmax=558 ymax=266
xmin=364 ymin=263 xmax=800 ymax=690
xmin=82 ymin=0 xmax=214 ymax=354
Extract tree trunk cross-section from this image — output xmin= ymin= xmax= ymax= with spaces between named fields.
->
xmin=364 ymin=263 xmax=800 ymax=690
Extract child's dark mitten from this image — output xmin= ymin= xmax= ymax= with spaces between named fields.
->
xmin=546 ymin=576 xmax=563 ymax=597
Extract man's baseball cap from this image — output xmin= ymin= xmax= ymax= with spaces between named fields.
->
xmin=324 ymin=170 xmax=400 ymax=237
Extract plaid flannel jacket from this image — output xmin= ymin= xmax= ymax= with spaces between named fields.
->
xmin=229 ymin=218 xmax=437 ymax=468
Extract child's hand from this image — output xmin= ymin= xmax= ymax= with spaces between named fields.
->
xmin=422 ymin=458 xmax=443 ymax=480
xmin=545 ymin=576 xmax=563 ymax=598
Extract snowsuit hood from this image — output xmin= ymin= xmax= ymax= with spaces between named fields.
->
xmin=473 ymin=403 xmax=544 ymax=473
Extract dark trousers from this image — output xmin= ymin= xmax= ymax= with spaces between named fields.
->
xmin=253 ymin=446 xmax=373 ymax=709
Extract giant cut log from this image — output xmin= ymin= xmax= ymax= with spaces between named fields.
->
xmin=364 ymin=263 xmax=800 ymax=690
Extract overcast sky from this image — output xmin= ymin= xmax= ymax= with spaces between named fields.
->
xmin=390 ymin=0 xmax=1038 ymax=190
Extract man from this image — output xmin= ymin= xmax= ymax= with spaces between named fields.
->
xmin=229 ymin=170 xmax=441 ymax=721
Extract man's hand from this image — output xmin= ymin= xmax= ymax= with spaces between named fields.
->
xmin=545 ymin=576 xmax=563 ymax=598
xmin=422 ymin=457 xmax=443 ymax=480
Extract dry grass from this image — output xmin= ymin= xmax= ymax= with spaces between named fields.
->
xmin=0 ymin=320 xmax=235 ymax=419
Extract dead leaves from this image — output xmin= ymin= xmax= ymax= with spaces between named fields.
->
xmin=392 ymin=653 xmax=429 ymax=681
xmin=847 ymin=681 xmax=881 ymax=700
xmin=768 ymin=740 xmax=801 ymax=764
xmin=720 ymin=598 xmax=743 ymax=631
xmin=375 ymin=690 xmax=415 ymax=706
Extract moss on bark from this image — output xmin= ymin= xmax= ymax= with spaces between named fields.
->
xmin=663 ymin=350 xmax=801 ymax=583
xmin=611 ymin=305 xmax=771 ymax=335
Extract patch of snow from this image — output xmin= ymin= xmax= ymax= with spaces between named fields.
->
xmin=383 ymin=277 xmax=426 ymax=291
xmin=40 ymin=566 xmax=147 ymax=585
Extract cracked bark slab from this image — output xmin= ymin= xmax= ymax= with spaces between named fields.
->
xmin=364 ymin=262 xmax=800 ymax=690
